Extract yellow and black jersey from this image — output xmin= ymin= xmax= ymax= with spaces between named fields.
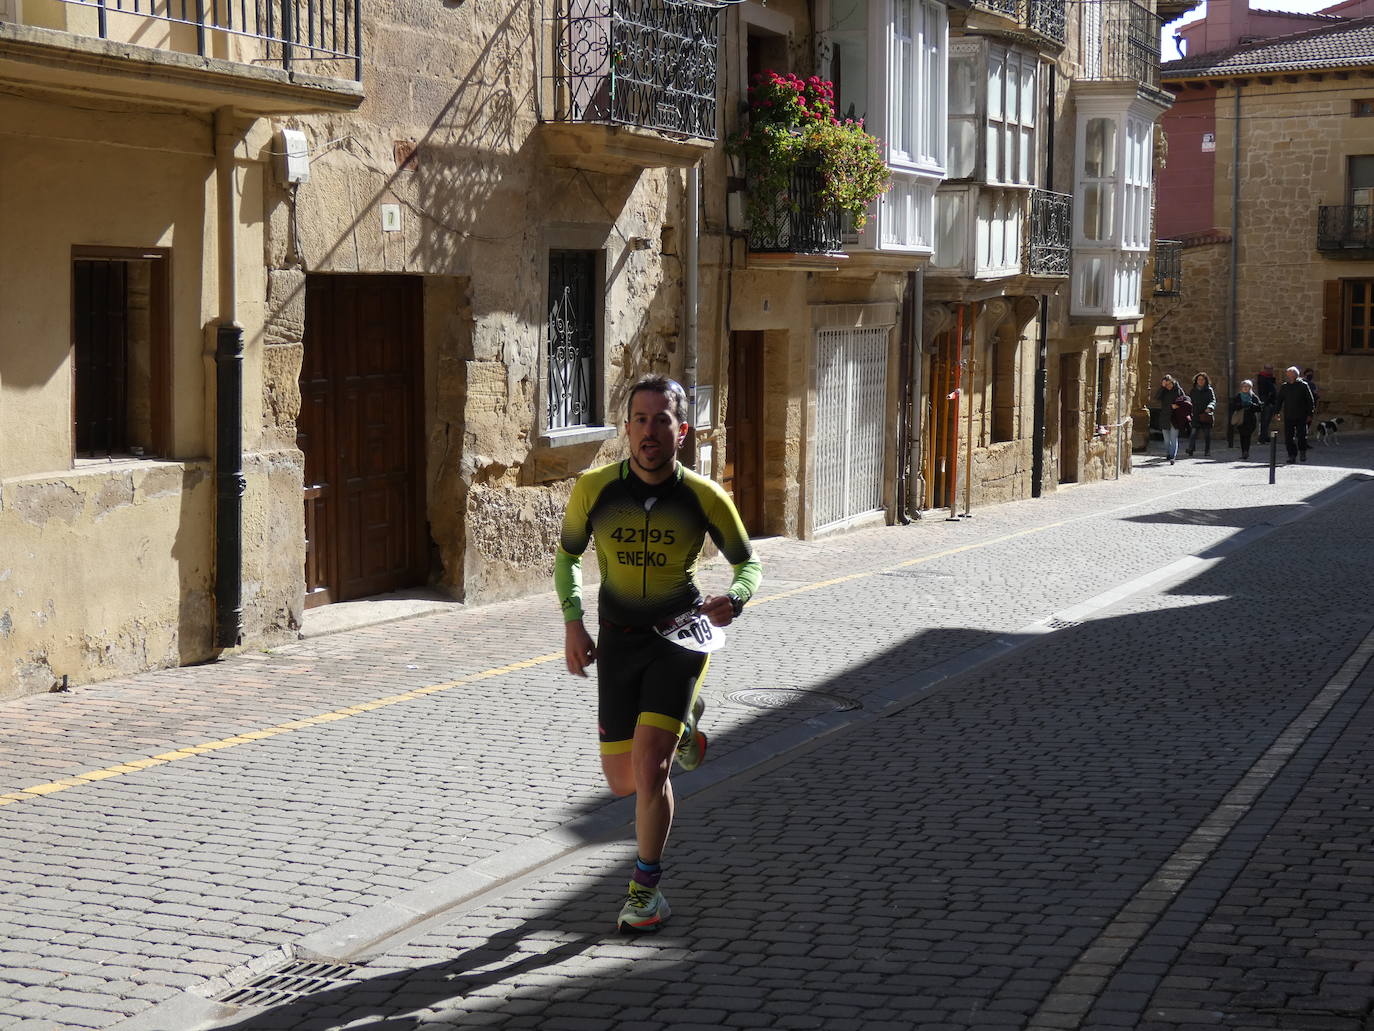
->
xmin=554 ymin=461 xmax=762 ymax=628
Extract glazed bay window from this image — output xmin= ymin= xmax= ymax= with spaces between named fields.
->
xmin=986 ymin=46 xmax=1036 ymax=187
xmin=1071 ymin=98 xmax=1159 ymax=318
xmin=824 ymin=0 xmax=947 ymax=252
xmin=945 ymin=40 xmax=1039 ymax=187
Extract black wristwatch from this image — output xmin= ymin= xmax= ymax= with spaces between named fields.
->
xmin=728 ymin=594 xmax=745 ymax=618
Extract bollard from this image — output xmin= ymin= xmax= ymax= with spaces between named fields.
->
xmin=1269 ymin=429 xmax=1278 ymax=484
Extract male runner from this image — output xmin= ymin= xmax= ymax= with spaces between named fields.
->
xmin=554 ymin=375 xmax=762 ymax=933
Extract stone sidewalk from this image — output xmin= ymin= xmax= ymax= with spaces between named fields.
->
xmin=2 ymin=439 xmax=1373 ymax=1031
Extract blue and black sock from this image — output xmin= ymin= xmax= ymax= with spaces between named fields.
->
xmin=631 ymin=857 xmax=662 ymax=889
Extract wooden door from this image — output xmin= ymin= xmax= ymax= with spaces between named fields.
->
xmin=725 ymin=331 xmax=765 ymax=535
xmin=300 ymin=275 xmax=426 ymax=607
xmin=1059 ymin=353 xmax=1081 ymax=484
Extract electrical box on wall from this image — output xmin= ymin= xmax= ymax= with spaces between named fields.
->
xmin=278 ymin=129 xmax=310 ymax=185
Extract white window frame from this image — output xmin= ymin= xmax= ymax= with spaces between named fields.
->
xmin=1070 ymin=93 xmax=1162 ymax=319
xmin=986 ymin=46 xmax=1037 ymax=187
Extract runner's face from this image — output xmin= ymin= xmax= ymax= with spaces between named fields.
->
xmin=626 ymin=389 xmax=688 ymax=479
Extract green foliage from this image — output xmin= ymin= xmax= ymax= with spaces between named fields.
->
xmin=727 ymin=71 xmax=890 ymax=232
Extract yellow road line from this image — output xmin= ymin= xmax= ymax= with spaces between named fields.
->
xmin=0 ymin=651 xmax=563 ymax=808
xmin=0 ymin=505 xmax=1112 ymax=809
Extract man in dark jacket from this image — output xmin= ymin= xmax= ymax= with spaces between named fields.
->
xmin=1275 ymin=365 xmax=1315 ymax=464
xmin=1254 ymin=364 xmax=1279 ymax=443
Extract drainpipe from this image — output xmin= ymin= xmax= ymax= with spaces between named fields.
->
xmin=1032 ymin=65 xmax=1056 ymax=499
xmin=1227 ymin=85 xmax=1241 ymax=402
xmin=214 ymin=108 xmax=245 ymax=650
xmin=896 ymin=270 xmax=916 ymax=523
xmin=685 ymin=166 xmax=700 ymax=462
xmin=946 ymin=305 xmax=965 ymax=521
xmin=963 ymin=308 xmax=976 ymax=517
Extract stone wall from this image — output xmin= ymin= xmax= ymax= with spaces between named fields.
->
xmin=1213 ymin=79 xmax=1374 ymax=426
xmin=1150 ymin=238 xmax=1230 ymax=395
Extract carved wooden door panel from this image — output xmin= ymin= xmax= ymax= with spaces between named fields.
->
xmin=300 ymin=275 xmax=426 ymax=606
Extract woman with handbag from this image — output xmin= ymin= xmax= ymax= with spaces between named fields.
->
xmin=1187 ymin=372 xmax=1217 ymax=457
xmin=1156 ymin=374 xmax=1190 ymax=465
xmin=1230 ymin=378 xmax=1263 ymax=460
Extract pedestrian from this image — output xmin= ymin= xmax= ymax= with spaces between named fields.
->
xmin=1229 ymin=378 xmax=1263 ymax=460
xmin=1186 ymin=372 xmax=1216 ymax=457
xmin=1274 ymin=365 xmax=1315 ymax=464
xmin=1303 ymin=367 xmax=1321 ymax=415
xmin=1255 ymin=364 xmax=1278 ymax=443
xmin=1156 ymin=374 xmax=1191 ymax=465
xmin=555 ymin=374 xmax=762 ymax=934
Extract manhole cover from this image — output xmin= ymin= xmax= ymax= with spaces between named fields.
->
xmin=725 ymin=687 xmax=860 ymax=712
xmin=220 ymin=961 xmax=362 ymax=1007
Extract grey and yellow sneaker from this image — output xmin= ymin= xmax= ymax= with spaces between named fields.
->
xmin=617 ymin=881 xmax=671 ymax=933
xmin=675 ymin=697 xmax=707 ymax=771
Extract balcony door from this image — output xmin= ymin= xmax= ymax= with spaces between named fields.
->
xmin=299 ymin=275 xmax=427 ymax=607
xmin=725 ymin=331 xmax=765 ymax=535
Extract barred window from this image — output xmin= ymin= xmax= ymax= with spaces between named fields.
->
xmin=546 ymin=250 xmax=600 ymax=430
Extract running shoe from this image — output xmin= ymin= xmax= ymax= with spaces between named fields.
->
xmin=675 ymin=697 xmax=707 ymax=771
xmin=617 ymin=881 xmax=670 ymax=933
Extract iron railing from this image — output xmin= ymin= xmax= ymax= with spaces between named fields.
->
xmin=40 ymin=0 xmax=361 ymax=78
xmin=1153 ymin=238 xmax=1182 ymax=295
xmin=1317 ymin=205 xmax=1374 ymax=251
xmin=968 ymin=0 xmax=1066 ymax=45
xmin=1078 ymin=0 xmax=1160 ymax=89
xmin=746 ymin=161 xmax=844 ymax=255
xmin=1027 ymin=0 xmax=1066 ymax=45
xmin=547 ymin=0 xmax=719 ymax=138
xmin=970 ymin=0 xmax=1019 ymax=17
xmin=1027 ymin=189 xmax=1072 ymax=276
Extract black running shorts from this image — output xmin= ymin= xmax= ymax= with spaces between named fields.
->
xmin=596 ymin=624 xmax=709 ymax=756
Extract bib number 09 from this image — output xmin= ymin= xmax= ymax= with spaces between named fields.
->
xmin=657 ymin=610 xmax=726 ymax=654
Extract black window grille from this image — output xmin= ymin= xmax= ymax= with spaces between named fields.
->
xmin=548 ymin=251 xmax=598 ymax=430
xmin=1153 ymin=239 xmax=1182 ymax=296
xmin=1027 ymin=189 xmax=1072 ymax=277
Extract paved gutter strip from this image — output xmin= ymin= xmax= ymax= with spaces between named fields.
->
xmin=1024 ymin=620 xmax=1374 ymax=1031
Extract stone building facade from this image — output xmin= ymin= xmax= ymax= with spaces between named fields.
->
xmin=1155 ymin=8 xmax=1374 ymax=426
xmin=2 ymin=0 xmax=1188 ymax=695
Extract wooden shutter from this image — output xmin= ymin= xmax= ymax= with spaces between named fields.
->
xmin=1321 ymin=280 xmax=1343 ymax=354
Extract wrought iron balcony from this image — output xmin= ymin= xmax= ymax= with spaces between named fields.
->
xmin=547 ymin=0 xmax=719 ymax=139
xmin=1027 ymin=0 xmax=1067 ymax=45
xmin=746 ymin=161 xmax=844 ymax=256
xmin=970 ymin=0 xmax=1020 ymax=18
xmin=1153 ymin=239 xmax=1182 ymax=295
xmin=1317 ymin=205 xmax=1374 ymax=252
xmin=14 ymin=0 xmax=361 ymax=79
xmin=1078 ymin=0 xmax=1161 ymax=89
xmin=1027 ymin=189 xmax=1071 ymax=277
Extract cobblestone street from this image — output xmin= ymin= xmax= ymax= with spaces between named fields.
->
xmin=3 ymin=441 xmax=1374 ymax=1031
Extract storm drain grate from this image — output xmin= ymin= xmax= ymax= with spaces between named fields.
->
xmin=1046 ymin=618 xmax=1081 ymax=631
xmin=220 ymin=961 xmax=363 ymax=1007
xmin=725 ymin=687 xmax=860 ymax=713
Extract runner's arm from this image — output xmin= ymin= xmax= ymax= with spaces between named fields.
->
xmin=705 ymin=488 xmax=763 ymax=612
xmin=554 ymin=546 xmax=585 ymax=623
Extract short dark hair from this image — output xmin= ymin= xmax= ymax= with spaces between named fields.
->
xmin=626 ymin=375 xmax=690 ymax=424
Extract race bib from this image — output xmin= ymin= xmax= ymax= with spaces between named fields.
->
xmin=656 ymin=609 xmax=726 ymax=654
